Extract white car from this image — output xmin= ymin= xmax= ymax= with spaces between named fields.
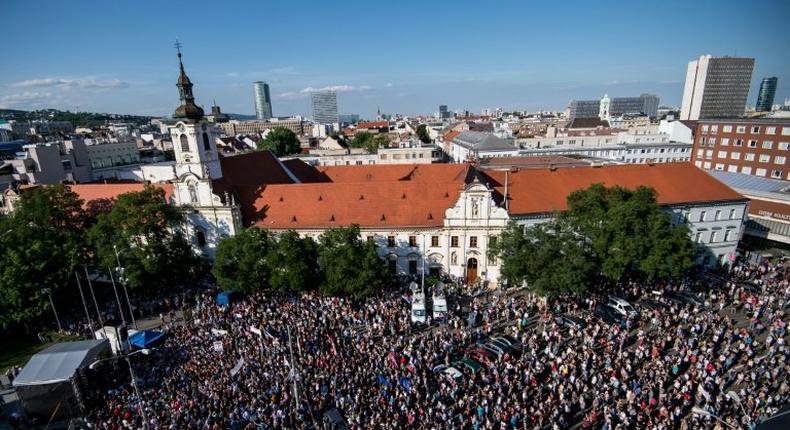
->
xmin=607 ymin=296 xmax=640 ymax=319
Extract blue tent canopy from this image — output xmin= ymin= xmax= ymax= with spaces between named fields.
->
xmin=216 ymin=290 xmax=237 ymax=306
xmin=129 ymin=330 xmax=165 ymax=349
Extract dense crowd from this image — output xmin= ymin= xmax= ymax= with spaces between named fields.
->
xmin=84 ymin=261 xmax=789 ymax=430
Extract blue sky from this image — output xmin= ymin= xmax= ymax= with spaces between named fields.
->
xmin=1 ymin=0 xmax=788 ymax=118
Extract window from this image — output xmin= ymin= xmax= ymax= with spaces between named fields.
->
xmin=727 ymin=165 xmax=738 ymax=173
xmin=730 ymin=152 xmax=741 ymax=160
xmin=710 ymin=231 xmax=718 ymax=243
xmin=724 ymin=229 xmax=734 ymax=242
xmin=775 ymin=156 xmax=786 ymax=165
xmin=387 ymin=236 xmax=396 ymax=247
xmin=696 ymin=149 xmax=704 ymax=158
xmin=721 ymin=138 xmax=730 ymax=146
xmin=180 ymin=134 xmax=189 ymax=152
xmin=709 ymin=138 xmax=716 ymax=146
xmin=695 ymin=232 xmax=702 ymax=243
xmin=705 ymin=150 xmax=713 ymax=159
xmin=735 ymin=139 xmax=743 ymax=147
xmin=748 ymin=140 xmax=758 ymax=148
xmin=782 ymin=127 xmax=790 ymax=136
xmin=723 ymin=125 xmax=733 ymax=133
xmin=745 ymin=153 xmax=755 ymax=161
xmin=736 ymin=126 xmax=746 ymax=133
xmin=701 ymin=125 xmax=709 ymax=133
xmin=469 ymin=236 xmax=478 ymax=248
xmin=408 ymin=259 xmax=418 ymax=275
xmin=703 ymin=161 xmax=711 ymax=169
xmin=767 ymin=127 xmax=777 ymax=135
xmin=451 ymin=236 xmax=459 ymax=248
xmin=431 ymin=236 xmax=439 ymax=247
xmin=388 ymin=256 xmax=397 ymax=274
xmin=729 ymin=209 xmax=737 ymax=219
xmin=715 ymin=210 xmax=721 ymax=220
xmin=699 ymin=211 xmax=707 ymax=222
xmin=772 ymin=169 xmax=783 ymax=179
xmin=762 ymin=141 xmax=773 ymax=149
xmin=196 ymin=230 xmax=206 ymax=247
xmin=188 ymin=184 xmax=198 ymax=204
xmin=756 ymin=168 xmax=767 ymax=177
xmin=714 ymin=163 xmax=724 ymax=171
xmin=759 ymin=154 xmax=771 ymax=163
xmin=752 ymin=126 xmax=760 ymax=133
xmin=408 ymin=236 xmax=417 ymax=247
xmin=717 ymin=151 xmax=728 ymax=158
xmin=710 ymin=125 xmax=719 ymax=133
xmin=202 ymin=133 xmax=211 ymax=151
xmin=780 ymin=142 xmax=790 ymax=150
xmin=741 ymin=166 xmax=752 ymax=175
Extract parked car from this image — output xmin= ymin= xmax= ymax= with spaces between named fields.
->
xmin=465 ymin=347 xmax=495 ymax=363
xmin=477 ymin=342 xmax=505 ymax=358
xmin=636 ymin=299 xmax=669 ymax=312
xmin=489 ymin=337 xmax=522 ymax=357
xmin=607 ymin=296 xmax=640 ymax=319
xmin=666 ymin=291 xmax=706 ymax=308
xmin=323 ymin=407 xmax=350 ymax=430
xmin=453 ymin=358 xmax=482 ymax=374
xmin=432 ymin=364 xmax=463 ymax=379
xmin=492 ymin=335 xmax=524 ymax=354
xmin=593 ymin=304 xmax=627 ymax=327
xmin=554 ymin=314 xmax=587 ymax=330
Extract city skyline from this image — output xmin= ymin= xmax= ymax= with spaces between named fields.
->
xmin=1 ymin=0 xmax=789 ymax=118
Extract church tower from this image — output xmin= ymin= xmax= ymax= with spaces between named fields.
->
xmin=171 ymin=43 xmax=222 ymax=181
xmin=169 ymin=42 xmax=240 ymax=258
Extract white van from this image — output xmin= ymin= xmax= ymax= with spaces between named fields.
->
xmin=607 ymin=296 xmax=640 ymax=319
xmin=410 ymin=282 xmax=427 ymax=324
xmin=432 ymin=282 xmax=447 ymax=320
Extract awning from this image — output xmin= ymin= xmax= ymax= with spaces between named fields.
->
xmin=13 ymin=339 xmax=110 ymax=386
xmin=128 ymin=330 xmax=166 ymax=349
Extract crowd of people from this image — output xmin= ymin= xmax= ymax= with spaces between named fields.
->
xmin=82 ymin=260 xmax=788 ymax=430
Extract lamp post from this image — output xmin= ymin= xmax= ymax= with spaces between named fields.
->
xmin=113 ymin=245 xmax=137 ymax=329
xmin=89 ymin=349 xmax=152 ymax=430
xmin=40 ymin=287 xmax=62 ymax=332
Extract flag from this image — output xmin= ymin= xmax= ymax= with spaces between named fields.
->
xmin=231 ymin=358 xmax=245 ymax=376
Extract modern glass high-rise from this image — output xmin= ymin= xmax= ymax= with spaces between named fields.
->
xmin=680 ymin=55 xmax=755 ymax=120
xmin=253 ymin=81 xmax=272 ymax=120
xmin=311 ymin=91 xmax=338 ymax=124
xmin=756 ymin=77 xmax=778 ymax=112
xmin=439 ymin=105 xmax=449 ymax=119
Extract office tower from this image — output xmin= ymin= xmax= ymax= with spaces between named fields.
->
xmin=439 ymin=105 xmax=449 ymax=119
xmin=599 ymin=94 xmax=660 ymax=119
xmin=253 ymin=81 xmax=273 ymax=120
xmin=680 ymin=55 xmax=755 ymax=120
xmin=756 ymin=77 xmax=778 ymax=112
xmin=311 ymin=90 xmax=338 ymax=124
xmin=568 ymin=100 xmax=600 ymax=119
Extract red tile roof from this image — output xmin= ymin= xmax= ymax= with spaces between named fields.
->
xmin=442 ymin=130 xmax=461 ymax=141
xmin=251 ymin=181 xmax=461 ymax=229
xmin=482 ymin=163 xmax=745 ymax=216
xmin=68 ymin=183 xmax=175 ymax=206
xmin=356 ymin=121 xmax=389 ymax=130
xmin=316 ymin=164 xmax=470 ymax=183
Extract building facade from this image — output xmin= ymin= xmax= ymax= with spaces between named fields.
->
xmin=216 ymin=118 xmax=305 ymax=136
xmin=311 ymin=91 xmax=338 ymax=125
xmin=253 ymin=81 xmax=273 ymax=120
xmin=599 ymin=94 xmax=659 ymax=119
xmin=756 ymin=77 xmax=778 ymax=112
xmin=692 ymin=118 xmax=790 ymax=180
xmin=680 ymin=55 xmax=755 ymax=120
xmin=568 ymin=100 xmax=600 ymax=119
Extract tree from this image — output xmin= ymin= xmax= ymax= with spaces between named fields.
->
xmin=266 ymin=230 xmax=318 ymax=293
xmin=491 ymin=219 xmax=595 ymax=297
xmin=317 ymin=225 xmax=388 ymax=298
xmin=0 ymin=185 xmax=86 ymax=326
xmin=257 ymin=127 xmax=301 ymax=156
xmin=348 ymin=132 xmax=389 ymax=153
xmin=416 ymin=124 xmax=431 ymax=143
xmin=564 ymin=184 xmax=695 ymax=282
xmin=213 ymin=228 xmax=272 ymax=292
xmin=87 ymin=186 xmax=196 ymax=291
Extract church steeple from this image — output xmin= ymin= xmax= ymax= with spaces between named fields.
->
xmin=173 ymin=41 xmax=204 ymax=121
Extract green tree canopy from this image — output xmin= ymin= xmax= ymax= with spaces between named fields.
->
xmin=348 ymin=132 xmax=389 ymax=153
xmin=564 ymin=184 xmax=694 ymax=282
xmin=491 ymin=219 xmax=595 ymax=297
xmin=87 ymin=186 xmax=196 ymax=290
xmin=212 ymin=227 xmax=272 ymax=293
xmin=317 ymin=225 xmax=388 ymax=298
xmin=0 ymin=185 xmax=86 ymax=325
xmin=416 ymin=124 xmax=431 ymax=143
xmin=256 ymin=127 xmax=301 ymax=156
xmin=266 ymin=230 xmax=318 ymax=293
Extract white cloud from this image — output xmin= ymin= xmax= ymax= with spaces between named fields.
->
xmin=0 ymin=92 xmax=59 ymax=109
xmin=275 ymin=84 xmax=372 ymax=101
xmin=11 ymin=77 xmax=129 ymax=90
xmin=384 ymin=82 xmax=393 ymax=88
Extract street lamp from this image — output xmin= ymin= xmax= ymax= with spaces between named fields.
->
xmin=40 ymin=287 xmax=62 ymax=332
xmin=113 ymin=245 xmax=137 ymax=329
xmin=691 ymin=406 xmax=739 ymax=430
xmin=89 ymin=349 xmax=152 ymax=430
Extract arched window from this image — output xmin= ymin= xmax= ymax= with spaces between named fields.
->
xmin=180 ymin=134 xmax=189 ymax=153
xmin=196 ymin=229 xmax=207 ymax=247
xmin=188 ymin=184 xmax=198 ymax=204
xmin=202 ymin=133 xmax=211 ymax=151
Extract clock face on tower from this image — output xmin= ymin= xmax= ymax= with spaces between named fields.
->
xmin=177 ymin=123 xmax=185 ymax=133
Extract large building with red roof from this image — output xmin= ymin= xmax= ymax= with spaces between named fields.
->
xmin=0 ymin=55 xmax=751 ymax=284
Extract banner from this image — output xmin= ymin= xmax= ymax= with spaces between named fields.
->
xmin=211 ymin=329 xmax=228 ymax=336
xmin=250 ymin=326 xmax=262 ymax=337
xmin=230 ymin=357 xmax=245 ymax=376
xmin=213 ymin=341 xmax=224 ymax=352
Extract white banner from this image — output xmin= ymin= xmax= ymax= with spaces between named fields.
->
xmin=230 ymin=357 xmax=245 ymax=376
xmin=213 ymin=341 xmax=224 ymax=352
xmin=250 ymin=326 xmax=262 ymax=337
xmin=211 ymin=328 xmax=228 ymax=336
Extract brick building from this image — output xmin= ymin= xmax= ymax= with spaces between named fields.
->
xmin=693 ymin=118 xmax=790 ymax=180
